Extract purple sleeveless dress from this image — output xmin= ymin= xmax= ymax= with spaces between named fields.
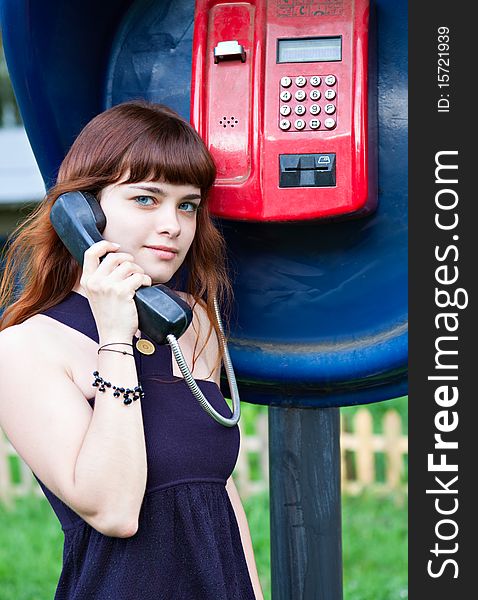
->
xmin=35 ymin=291 xmax=256 ymax=599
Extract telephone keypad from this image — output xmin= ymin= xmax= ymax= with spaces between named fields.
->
xmin=279 ymin=74 xmax=338 ymax=131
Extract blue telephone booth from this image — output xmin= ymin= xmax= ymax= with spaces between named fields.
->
xmin=0 ymin=1 xmax=407 ymax=597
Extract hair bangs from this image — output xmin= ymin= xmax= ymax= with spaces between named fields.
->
xmin=120 ymin=118 xmax=216 ymax=197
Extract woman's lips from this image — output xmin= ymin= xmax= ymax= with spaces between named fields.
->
xmin=145 ymin=247 xmax=177 ymax=260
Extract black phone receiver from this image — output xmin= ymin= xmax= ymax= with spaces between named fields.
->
xmin=50 ymin=191 xmax=193 ymax=345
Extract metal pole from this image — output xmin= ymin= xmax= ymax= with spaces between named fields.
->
xmin=269 ymin=405 xmax=343 ymax=600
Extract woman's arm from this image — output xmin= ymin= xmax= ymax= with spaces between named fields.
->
xmin=226 ymin=475 xmax=265 ymax=600
xmin=0 ymin=322 xmax=146 ymax=538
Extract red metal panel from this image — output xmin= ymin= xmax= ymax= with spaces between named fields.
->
xmin=192 ymin=0 xmax=376 ymax=221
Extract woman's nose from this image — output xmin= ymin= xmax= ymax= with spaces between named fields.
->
xmin=155 ymin=205 xmax=181 ymax=237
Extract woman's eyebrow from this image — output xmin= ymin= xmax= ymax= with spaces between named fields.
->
xmin=128 ymin=184 xmax=201 ymax=201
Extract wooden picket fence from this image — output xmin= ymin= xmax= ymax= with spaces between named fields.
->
xmin=340 ymin=408 xmax=408 ymax=495
xmin=0 ymin=407 xmax=408 ymax=507
xmin=234 ymin=408 xmax=408 ymax=498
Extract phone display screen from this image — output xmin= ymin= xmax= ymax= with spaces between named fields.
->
xmin=277 ymin=37 xmax=342 ymax=63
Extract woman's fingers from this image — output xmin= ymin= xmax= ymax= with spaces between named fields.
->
xmin=80 ymin=240 xmax=152 ymax=295
xmin=118 ymin=273 xmax=153 ymax=300
xmin=80 ymin=241 xmax=122 ymax=283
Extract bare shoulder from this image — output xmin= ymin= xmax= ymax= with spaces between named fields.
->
xmin=0 ymin=316 xmax=50 ymax=355
xmin=0 ymin=314 xmax=93 ymax=378
xmin=0 ymin=313 xmax=83 ymax=375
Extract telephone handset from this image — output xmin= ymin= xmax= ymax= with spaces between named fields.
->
xmin=50 ymin=190 xmax=193 ymax=346
xmin=50 ymin=191 xmax=241 ymax=427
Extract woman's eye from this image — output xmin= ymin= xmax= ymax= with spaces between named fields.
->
xmin=134 ymin=195 xmax=155 ymax=206
xmin=179 ymin=201 xmax=198 ymax=213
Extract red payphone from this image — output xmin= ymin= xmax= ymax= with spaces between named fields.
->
xmin=191 ymin=0 xmax=377 ymax=221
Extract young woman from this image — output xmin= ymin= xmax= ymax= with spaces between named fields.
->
xmin=0 ymin=101 xmax=263 ymax=599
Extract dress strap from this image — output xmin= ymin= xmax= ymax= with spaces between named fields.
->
xmin=40 ymin=291 xmax=100 ymax=343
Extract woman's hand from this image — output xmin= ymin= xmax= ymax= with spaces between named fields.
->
xmin=80 ymin=240 xmax=152 ymax=341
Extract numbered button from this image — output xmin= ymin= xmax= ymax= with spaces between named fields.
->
xmin=280 ymin=76 xmax=292 ymax=87
xmin=310 ymin=104 xmax=321 ymax=115
xmin=280 ymin=90 xmax=292 ymax=102
xmin=280 ymin=105 xmax=292 ymax=116
xmin=325 ymin=89 xmax=336 ymax=100
xmin=324 ymin=104 xmax=336 ymax=115
xmin=324 ymin=118 xmax=336 ymax=129
xmin=310 ymin=89 xmax=321 ymax=101
xmin=310 ymin=76 xmax=321 ymax=87
xmin=324 ymin=74 xmax=336 ymax=86
xmin=294 ymin=119 xmax=306 ymax=130
xmin=310 ymin=119 xmax=321 ymax=130
xmin=295 ymin=90 xmax=307 ymax=101
xmin=295 ymin=105 xmax=306 ymax=116
xmin=280 ymin=119 xmax=291 ymax=130
xmin=295 ymin=76 xmax=307 ymax=87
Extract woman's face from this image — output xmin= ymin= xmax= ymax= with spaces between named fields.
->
xmin=99 ymin=178 xmax=201 ymax=284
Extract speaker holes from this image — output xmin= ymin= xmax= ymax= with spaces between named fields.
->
xmin=219 ymin=116 xmax=240 ymax=128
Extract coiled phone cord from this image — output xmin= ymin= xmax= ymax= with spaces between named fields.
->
xmin=166 ymin=297 xmax=241 ymax=427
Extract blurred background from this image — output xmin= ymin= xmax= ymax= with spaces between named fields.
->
xmin=0 ymin=31 xmax=408 ymax=600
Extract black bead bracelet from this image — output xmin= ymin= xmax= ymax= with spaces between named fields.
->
xmin=92 ymin=371 xmax=145 ymax=405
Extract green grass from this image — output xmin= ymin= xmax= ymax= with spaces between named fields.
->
xmin=342 ymin=492 xmax=408 ymax=600
xmin=0 ymin=495 xmax=63 ymax=599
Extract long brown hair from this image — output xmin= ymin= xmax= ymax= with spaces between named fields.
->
xmin=0 ymin=101 xmax=232 ymax=370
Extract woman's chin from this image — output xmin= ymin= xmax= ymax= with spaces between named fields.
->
xmin=150 ymin=270 xmax=176 ymax=286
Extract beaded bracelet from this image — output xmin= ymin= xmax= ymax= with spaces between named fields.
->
xmin=92 ymin=371 xmax=145 ymax=405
